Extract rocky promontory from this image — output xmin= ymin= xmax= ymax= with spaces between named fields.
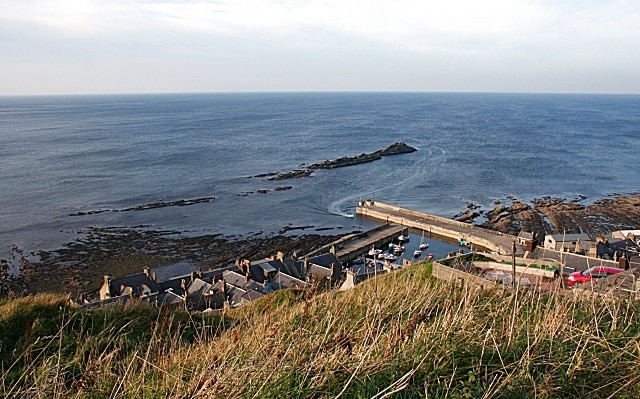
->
xmin=307 ymin=141 xmax=417 ymax=170
xmin=264 ymin=141 xmax=417 ymax=180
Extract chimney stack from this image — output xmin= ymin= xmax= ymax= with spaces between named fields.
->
xmin=243 ymin=259 xmax=251 ymax=279
xmin=303 ymin=256 xmax=309 ymax=279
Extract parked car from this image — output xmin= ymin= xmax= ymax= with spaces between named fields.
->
xmin=566 ymin=266 xmax=625 ymax=287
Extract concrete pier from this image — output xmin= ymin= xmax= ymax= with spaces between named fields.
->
xmin=356 ymin=200 xmax=518 ymax=255
xmin=305 ymin=224 xmax=405 ymax=264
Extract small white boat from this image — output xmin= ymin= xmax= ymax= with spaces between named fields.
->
xmin=385 ymin=254 xmax=397 ymax=261
xmin=413 ymin=250 xmax=421 ymax=257
xmin=419 ymin=230 xmax=429 ymax=249
xmin=344 ymin=213 xmax=355 ymax=218
xmin=368 ymin=247 xmax=382 ymax=256
xmin=397 ymin=234 xmax=409 ymax=242
xmin=393 ymin=245 xmax=405 ymax=254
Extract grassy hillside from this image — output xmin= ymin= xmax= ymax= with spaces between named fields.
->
xmin=2 ymin=262 xmax=640 ymax=398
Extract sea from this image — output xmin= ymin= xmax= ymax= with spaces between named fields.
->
xmin=1 ymin=92 xmax=639 ymax=270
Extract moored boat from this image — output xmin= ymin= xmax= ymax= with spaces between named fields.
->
xmin=419 ymin=230 xmax=429 ymax=249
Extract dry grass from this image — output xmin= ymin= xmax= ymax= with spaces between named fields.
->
xmin=3 ymin=262 xmax=640 ymax=398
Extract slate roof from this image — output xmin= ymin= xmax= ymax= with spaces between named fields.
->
xmin=109 ymin=273 xmax=160 ymax=297
xmin=309 ymin=253 xmax=341 ymax=268
xmin=518 ymin=231 xmax=535 ymax=240
xmin=226 ymin=285 xmax=246 ymax=307
xmin=270 ymin=271 xmax=306 ymax=290
xmin=158 ymin=274 xmax=192 ymax=297
xmin=249 ymin=259 xmax=281 ymax=283
xmin=159 ymin=291 xmax=185 ymax=307
xmin=199 ymin=264 xmax=240 ymax=283
xmin=187 ymin=278 xmax=214 ymax=299
xmin=223 ymin=270 xmax=265 ymax=292
xmin=546 ymin=233 xmax=592 ymax=242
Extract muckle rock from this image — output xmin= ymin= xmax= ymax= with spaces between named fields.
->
xmin=374 ymin=141 xmax=418 ymax=156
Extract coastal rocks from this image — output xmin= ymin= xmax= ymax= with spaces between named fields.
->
xmin=279 ymin=225 xmax=315 ymax=234
xmin=479 ymin=193 xmax=640 ymax=238
xmin=69 ymin=196 xmax=216 ymax=216
xmin=268 ymin=170 xmax=313 ymax=180
xmin=455 ymin=202 xmax=482 ymax=223
xmin=237 ymin=186 xmax=293 ymax=196
xmin=456 ymin=211 xmax=480 ymax=223
xmin=262 ymin=141 xmax=417 ymax=181
xmin=481 ymin=201 xmax=546 ymax=236
xmin=308 ymin=141 xmax=417 ymax=170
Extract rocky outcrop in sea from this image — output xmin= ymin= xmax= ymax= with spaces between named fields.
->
xmin=265 ymin=141 xmax=417 ymax=180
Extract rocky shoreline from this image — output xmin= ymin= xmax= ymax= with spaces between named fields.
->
xmin=455 ymin=192 xmax=640 ymax=237
xmin=1 ymin=227 xmax=343 ymax=298
xmin=3 ymin=191 xmax=640 ymax=299
xmin=68 ymin=196 xmax=216 ymax=217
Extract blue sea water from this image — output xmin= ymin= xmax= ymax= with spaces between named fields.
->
xmin=1 ymin=92 xmax=639 ymax=264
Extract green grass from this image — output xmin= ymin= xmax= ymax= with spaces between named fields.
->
xmin=3 ymin=261 xmax=640 ymax=398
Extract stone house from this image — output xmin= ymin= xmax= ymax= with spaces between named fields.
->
xmin=543 ymin=233 xmax=593 ymax=253
xmin=301 ymin=253 xmax=343 ymax=285
xmin=99 ymin=267 xmax=160 ymax=301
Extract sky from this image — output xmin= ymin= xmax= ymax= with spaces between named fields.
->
xmin=1 ymin=0 xmax=639 ymax=95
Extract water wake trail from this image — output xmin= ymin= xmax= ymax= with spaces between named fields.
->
xmin=326 ymin=147 xmax=446 ymax=217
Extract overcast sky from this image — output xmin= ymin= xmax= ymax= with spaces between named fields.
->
xmin=1 ymin=0 xmax=638 ymax=95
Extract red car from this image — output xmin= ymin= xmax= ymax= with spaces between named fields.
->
xmin=566 ymin=266 xmax=625 ymax=287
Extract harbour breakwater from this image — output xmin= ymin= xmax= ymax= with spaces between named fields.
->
xmin=356 ymin=200 xmax=517 ymax=255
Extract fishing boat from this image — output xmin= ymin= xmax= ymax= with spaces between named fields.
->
xmin=425 ymin=253 xmax=434 ymax=261
xmin=368 ymin=247 xmax=382 ymax=256
xmin=393 ymin=245 xmax=405 ymax=254
xmin=413 ymin=249 xmax=421 ymax=257
xmin=385 ymin=253 xmax=397 ymax=261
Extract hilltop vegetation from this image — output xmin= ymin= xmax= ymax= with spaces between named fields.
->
xmin=3 ymin=262 xmax=640 ymax=398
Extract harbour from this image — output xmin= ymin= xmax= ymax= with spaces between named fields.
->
xmin=356 ymin=200 xmax=520 ymax=256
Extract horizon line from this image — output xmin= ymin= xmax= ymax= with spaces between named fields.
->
xmin=2 ymin=89 xmax=640 ymax=98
